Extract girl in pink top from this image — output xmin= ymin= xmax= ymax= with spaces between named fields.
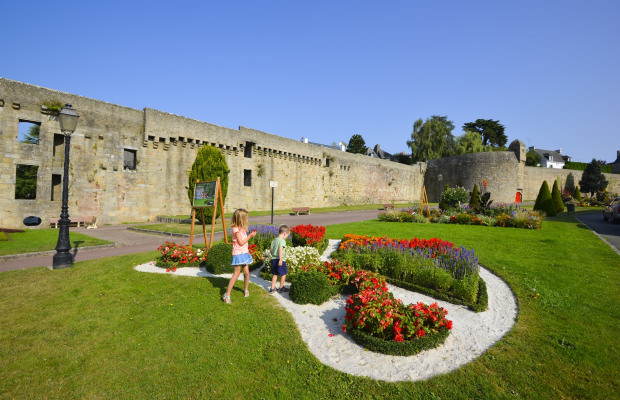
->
xmin=223 ymin=209 xmax=257 ymax=304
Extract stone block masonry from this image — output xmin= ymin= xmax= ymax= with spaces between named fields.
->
xmin=0 ymin=78 xmax=425 ymax=228
xmin=2 ymin=78 xmax=617 ymax=229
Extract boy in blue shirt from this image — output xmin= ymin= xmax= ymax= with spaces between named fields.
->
xmin=269 ymin=225 xmax=290 ymax=293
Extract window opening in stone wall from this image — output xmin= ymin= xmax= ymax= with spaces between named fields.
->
xmin=325 ymin=158 xmax=331 ymax=167
xmin=244 ymin=142 xmax=254 ymax=158
xmin=244 ymin=169 xmax=252 ymax=186
xmin=51 ymin=174 xmax=61 ymax=201
xmin=53 ymin=134 xmax=64 ymax=156
xmin=124 ymin=149 xmax=137 ymax=170
xmin=15 ymin=164 xmax=38 ymax=199
xmin=18 ymin=121 xmax=40 ymax=144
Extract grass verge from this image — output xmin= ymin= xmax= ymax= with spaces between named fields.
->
xmin=0 ymin=229 xmax=112 ymax=256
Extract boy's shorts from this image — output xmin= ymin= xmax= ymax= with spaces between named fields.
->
xmin=270 ymin=259 xmax=288 ymax=276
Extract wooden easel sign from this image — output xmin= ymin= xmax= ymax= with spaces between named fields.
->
xmin=190 ymin=177 xmax=229 ymax=248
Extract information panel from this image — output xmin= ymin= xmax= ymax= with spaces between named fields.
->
xmin=193 ymin=181 xmax=216 ymax=207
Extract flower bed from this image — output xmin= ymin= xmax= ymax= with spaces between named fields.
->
xmin=379 ymin=206 xmax=543 ymax=229
xmin=156 ymin=242 xmax=207 ymax=269
xmin=342 ymin=270 xmax=452 ymax=355
xmin=334 ymin=234 xmax=484 ymax=308
xmin=290 ymin=224 xmax=328 ymax=254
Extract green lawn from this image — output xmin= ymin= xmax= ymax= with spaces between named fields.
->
xmin=0 ymin=213 xmax=618 ymax=399
xmin=0 ymin=229 xmax=112 ymax=256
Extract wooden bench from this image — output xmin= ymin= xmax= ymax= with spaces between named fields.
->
xmin=292 ymin=207 xmax=311 ymax=215
xmin=382 ymin=203 xmax=395 ymax=210
xmin=50 ymin=216 xmax=96 ymax=228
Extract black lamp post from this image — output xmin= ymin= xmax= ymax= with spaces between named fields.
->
xmin=53 ymin=104 xmax=79 ymax=269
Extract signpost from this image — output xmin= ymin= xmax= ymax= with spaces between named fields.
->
xmin=190 ymin=177 xmax=228 ymax=248
xmin=269 ymin=181 xmax=278 ymax=224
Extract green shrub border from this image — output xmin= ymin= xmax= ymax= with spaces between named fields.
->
xmin=385 ymin=276 xmax=488 ymax=312
xmin=347 ymin=325 xmax=450 ymax=356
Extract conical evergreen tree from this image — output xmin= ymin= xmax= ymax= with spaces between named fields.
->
xmin=188 ymin=145 xmax=230 ymax=220
xmin=552 ymin=179 xmax=565 ymax=212
xmin=469 ymin=184 xmax=481 ymax=210
xmin=534 ymin=181 xmax=556 ymax=216
xmin=574 ymin=185 xmax=582 ymax=201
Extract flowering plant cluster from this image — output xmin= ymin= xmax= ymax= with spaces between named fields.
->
xmin=263 ymin=245 xmax=322 ymax=275
xmin=301 ymin=260 xmax=356 ymax=286
xmin=380 ymin=206 xmax=543 ymax=230
xmin=156 ymin=241 xmax=207 ymax=268
xmin=339 ymin=234 xmax=455 ymax=254
xmin=291 ymin=224 xmax=327 ymax=248
xmin=248 ymin=243 xmax=264 ymax=264
xmin=343 ymin=270 xmax=452 ymax=342
xmin=334 ymin=234 xmax=480 ymax=303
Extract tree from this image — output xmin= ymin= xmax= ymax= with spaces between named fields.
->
xmin=407 ymin=115 xmax=456 ymax=162
xmin=187 ymin=145 xmax=230 ymax=219
xmin=574 ymin=185 xmax=582 ymax=201
xmin=346 ymin=134 xmax=367 ymax=154
xmin=20 ymin=125 xmax=40 ymax=144
xmin=551 ymin=179 xmax=564 ymax=212
xmin=454 ymin=131 xmax=490 ymax=155
xmin=525 ymin=149 xmax=542 ymax=166
xmin=565 ymin=172 xmax=576 ymax=196
xmin=579 ymin=159 xmax=608 ymax=196
xmin=15 ymin=164 xmax=38 ymax=199
xmin=469 ymin=184 xmax=481 ymax=209
xmin=462 ymin=119 xmax=507 ymax=147
xmin=533 ymin=180 xmax=556 ymax=216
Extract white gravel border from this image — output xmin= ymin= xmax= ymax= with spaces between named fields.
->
xmin=135 ymin=239 xmax=518 ymax=382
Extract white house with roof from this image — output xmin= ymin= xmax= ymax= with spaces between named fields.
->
xmin=529 ymin=146 xmax=572 ymax=169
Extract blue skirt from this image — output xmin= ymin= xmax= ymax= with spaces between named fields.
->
xmin=231 ymin=252 xmax=254 ymax=266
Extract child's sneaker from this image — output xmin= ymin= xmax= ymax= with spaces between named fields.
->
xmin=268 ymin=288 xmax=276 ymax=294
xmin=278 ymin=287 xmax=289 ymax=293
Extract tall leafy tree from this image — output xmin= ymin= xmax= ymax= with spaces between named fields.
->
xmin=20 ymin=125 xmax=40 ymax=144
xmin=15 ymin=164 xmax=38 ymax=199
xmin=346 ymin=134 xmax=367 ymax=154
xmin=407 ymin=115 xmax=456 ymax=162
xmin=579 ymin=159 xmax=608 ymax=196
xmin=188 ymin=145 xmax=230 ymax=219
xmin=462 ymin=119 xmax=507 ymax=147
xmin=454 ymin=131 xmax=489 ymax=155
xmin=525 ymin=149 xmax=542 ymax=166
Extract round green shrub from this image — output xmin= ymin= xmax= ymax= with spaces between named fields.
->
xmin=205 ymin=242 xmax=233 ymax=274
xmin=289 ymin=270 xmax=332 ymax=305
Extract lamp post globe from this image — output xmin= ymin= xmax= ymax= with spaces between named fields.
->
xmin=52 ymin=104 xmax=79 ymax=269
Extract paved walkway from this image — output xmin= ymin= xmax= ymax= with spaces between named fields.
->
xmin=576 ymin=211 xmax=620 ymax=255
xmin=0 ymin=210 xmax=380 ymax=272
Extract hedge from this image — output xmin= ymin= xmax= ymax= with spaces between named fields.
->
xmin=347 ymin=325 xmax=451 ymax=356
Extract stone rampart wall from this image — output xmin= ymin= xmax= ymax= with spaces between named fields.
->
xmin=523 ymin=167 xmax=620 ymax=199
xmin=425 ymin=152 xmax=520 ymax=203
xmin=0 ymin=78 xmax=425 ymax=228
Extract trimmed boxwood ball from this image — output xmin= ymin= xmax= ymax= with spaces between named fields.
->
xmin=205 ymin=242 xmax=233 ymax=274
xmin=289 ymin=271 xmax=332 ymax=305
xmin=347 ymin=326 xmax=450 ymax=356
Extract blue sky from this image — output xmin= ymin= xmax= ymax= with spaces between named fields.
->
xmin=3 ymin=1 xmax=618 ymax=162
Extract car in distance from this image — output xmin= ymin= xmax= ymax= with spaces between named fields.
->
xmin=603 ymin=197 xmax=620 ymax=223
